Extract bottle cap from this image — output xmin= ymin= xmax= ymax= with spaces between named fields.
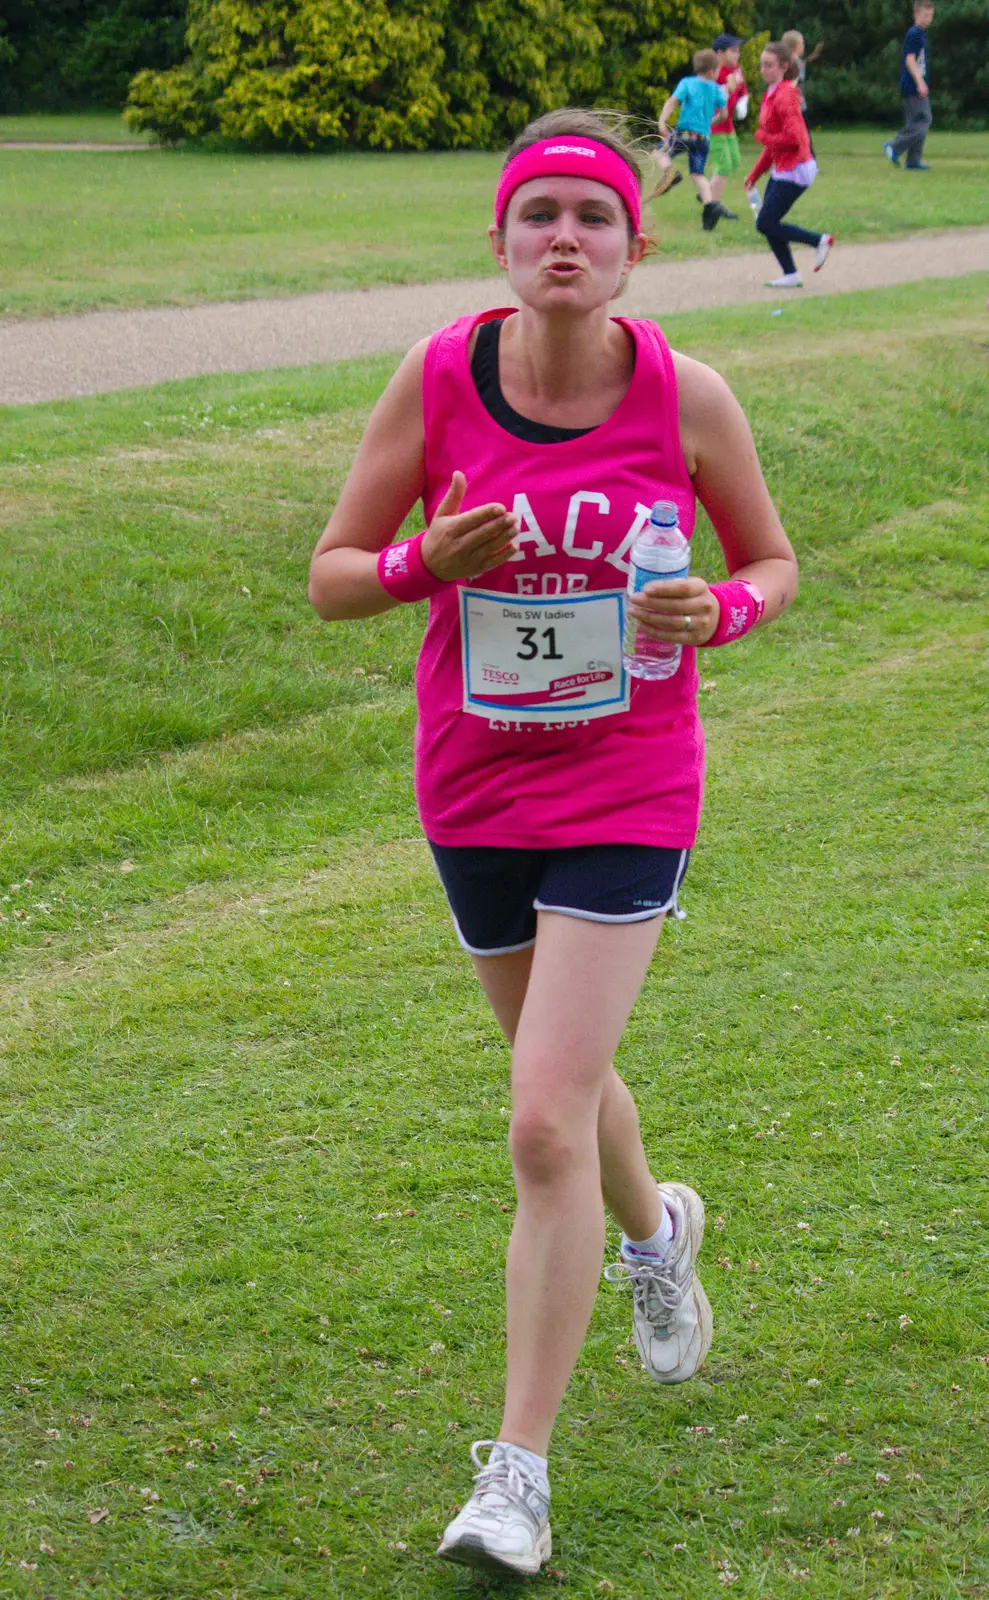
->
xmin=650 ymin=500 xmax=679 ymax=526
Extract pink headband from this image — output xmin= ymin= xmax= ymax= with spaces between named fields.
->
xmin=494 ymin=137 xmax=642 ymax=233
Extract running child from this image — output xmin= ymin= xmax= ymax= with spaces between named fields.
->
xmin=884 ymin=1 xmax=935 ymax=169
xmin=310 ymin=108 xmax=798 ymax=1578
xmin=781 ymin=28 xmax=823 ymax=150
xmin=745 ymin=41 xmax=835 ymax=289
xmin=709 ymin=32 xmax=748 ymax=215
xmin=656 ymin=50 xmax=733 ymax=230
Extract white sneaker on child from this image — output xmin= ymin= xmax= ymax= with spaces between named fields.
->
xmin=605 ymin=1182 xmax=713 ymax=1383
xmin=814 ymin=234 xmax=835 ymax=271
xmin=438 ymin=1440 xmax=552 ymax=1576
xmin=765 ymin=272 xmax=803 ymax=289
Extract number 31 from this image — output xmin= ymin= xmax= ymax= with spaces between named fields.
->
xmin=516 ymin=626 xmax=564 ymax=662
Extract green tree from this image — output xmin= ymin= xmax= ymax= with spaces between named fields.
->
xmin=127 ymin=0 xmax=473 ymax=147
xmin=125 ymin=0 xmax=743 ymax=149
xmin=737 ymin=26 xmax=769 ymax=129
xmin=596 ymin=0 xmax=747 ymax=118
xmin=442 ymin=0 xmax=604 ymax=147
xmin=0 ymin=0 xmax=186 ymax=113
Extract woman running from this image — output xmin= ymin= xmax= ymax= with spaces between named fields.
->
xmin=309 ymin=109 xmax=798 ymax=1577
xmin=745 ymin=42 xmax=834 ymax=289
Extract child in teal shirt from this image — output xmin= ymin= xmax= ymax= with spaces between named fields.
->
xmin=656 ymin=49 xmax=731 ymax=231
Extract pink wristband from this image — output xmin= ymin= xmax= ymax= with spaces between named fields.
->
xmin=702 ymin=580 xmax=766 ymax=647
xmin=377 ymin=532 xmax=447 ymax=604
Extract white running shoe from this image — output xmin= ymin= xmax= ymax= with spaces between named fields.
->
xmin=605 ymin=1182 xmax=713 ymax=1383
xmin=765 ymin=272 xmax=803 ymax=289
xmin=814 ymin=233 xmax=835 ymax=272
xmin=437 ymin=1440 xmax=551 ymax=1576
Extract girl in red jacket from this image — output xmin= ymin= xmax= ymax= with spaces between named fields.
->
xmin=744 ymin=42 xmax=834 ymax=289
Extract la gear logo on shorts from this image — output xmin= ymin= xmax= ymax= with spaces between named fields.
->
xmin=544 ymin=144 xmax=596 ymax=157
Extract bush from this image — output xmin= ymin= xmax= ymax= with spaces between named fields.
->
xmin=737 ymin=28 xmax=769 ymax=130
xmin=128 ymin=0 xmax=469 ymax=148
xmin=125 ymin=0 xmax=747 ymax=149
xmin=595 ymin=0 xmax=747 ymax=121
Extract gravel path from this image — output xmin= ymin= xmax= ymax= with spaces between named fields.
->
xmin=3 ymin=227 xmax=987 ymax=405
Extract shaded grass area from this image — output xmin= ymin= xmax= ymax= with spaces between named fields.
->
xmin=1 ymin=126 xmax=987 ymax=319
xmin=0 ymin=112 xmax=152 ymax=144
xmin=1 ymin=278 xmax=987 ymax=1597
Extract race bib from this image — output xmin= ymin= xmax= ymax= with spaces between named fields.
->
xmin=460 ymin=587 xmax=629 ymax=724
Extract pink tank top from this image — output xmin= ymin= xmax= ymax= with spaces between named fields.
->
xmin=416 ymin=309 xmax=703 ymax=850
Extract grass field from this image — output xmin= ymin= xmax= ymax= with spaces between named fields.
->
xmin=1 ymin=277 xmax=987 ymax=1598
xmin=0 ymin=113 xmax=152 ymax=145
xmin=2 ymin=122 xmax=987 ymax=319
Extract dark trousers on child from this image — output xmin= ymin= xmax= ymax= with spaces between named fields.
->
xmin=890 ymin=95 xmax=932 ymax=165
xmin=756 ymin=178 xmax=822 ymax=275
xmin=800 ymin=104 xmax=816 ymax=157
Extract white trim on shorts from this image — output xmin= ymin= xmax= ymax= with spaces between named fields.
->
xmin=533 ymin=900 xmax=663 ymax=924
xmin=450 ymin=847 xmax=689 ymax=952
xmin=452 ymin=915 xmax=537 ymax=958
xmin=534 ymin=847 xmax=690 ymax=926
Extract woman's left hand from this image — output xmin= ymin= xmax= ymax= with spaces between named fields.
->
xmin=627 ymin=576 xmax=720 ymax=645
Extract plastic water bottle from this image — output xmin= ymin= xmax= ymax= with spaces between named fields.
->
xmin=622 ymin=500 xmax=690 ymax=681
xmin=747 ymin=185 xmax=761 ymax=220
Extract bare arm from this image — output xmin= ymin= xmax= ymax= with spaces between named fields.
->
xmin=308 ymin=340 xmax=518 ymax=621
xmin=904 ymin=52 xmax=928 ymax=93
xmin=658 ymin=95 xmax=679 ymax=133
xmin=678 ymin=353 xmax=797 ymax=613
xmin=629 ymin=353 xmax=797 ymax=644
xmin=308 ymin=341 xmax=429 ymax=619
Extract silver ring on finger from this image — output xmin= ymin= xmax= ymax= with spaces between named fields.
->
xmin=683 ymin=615 xmax=693 ymax=630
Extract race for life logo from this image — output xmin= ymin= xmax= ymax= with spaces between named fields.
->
xmin=544 ymin=144 xmax=596 ymax=158
xmin=383 ymin=542 xmax=410 ymax=579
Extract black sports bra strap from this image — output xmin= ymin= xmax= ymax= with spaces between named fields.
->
xmin=470 ymin=319 xmax=593 ymax=444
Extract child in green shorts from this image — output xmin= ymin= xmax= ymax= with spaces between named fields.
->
xmin=709 ymin=33 xmax=747 ymax=216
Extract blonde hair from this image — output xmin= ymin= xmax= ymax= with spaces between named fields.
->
xmin=781 ymin=29 xmax=805 ymax=56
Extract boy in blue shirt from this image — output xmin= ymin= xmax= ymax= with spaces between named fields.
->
xmin=656 ymin=49 xmax=731 ymax=231
xmin=884 ymin=1 xmax=934 ymax=169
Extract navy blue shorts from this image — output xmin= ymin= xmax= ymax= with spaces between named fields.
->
xmin=428 ymin=842 xmax=690 ymax=956
xmin=667 ymin=131 xmax=709 ymax=175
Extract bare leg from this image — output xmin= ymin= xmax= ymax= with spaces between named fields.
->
xmin=472 ymin=946 xmax=663 ymax=1245
xmin=494 ymin=911 xmax=664 ymax=1457
xmin=710 ymin=173 xmax=726 ymax=203
xmin=471 ymin=944 xmax=532 ymax=1042
xmin=691 ymin=172 xmax=713 ymax=206
xmin=598 ymin=1069 xmax=663 ymax=1241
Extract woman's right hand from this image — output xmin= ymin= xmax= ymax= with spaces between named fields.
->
xmin=421 ymin=472 xmax=519 ymax=581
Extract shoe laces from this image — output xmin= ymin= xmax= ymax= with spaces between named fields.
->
xmin=468 ymin=1441 xmax=547 ymax=1523
xmin=604 ymin=1257 xmax=686 ymax=1332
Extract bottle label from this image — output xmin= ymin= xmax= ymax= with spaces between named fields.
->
xmin=629 ymin=560 xmax=690 ymax=595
